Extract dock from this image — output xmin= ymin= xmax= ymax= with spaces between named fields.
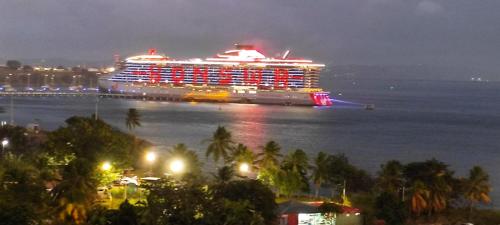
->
xmin=0 ymin=91 xmax=188 ymax=102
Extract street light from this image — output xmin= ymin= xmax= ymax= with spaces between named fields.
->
xmin=145 ymin=151 xmax=157 ymax=163
xmin=169 ymin=159 xmax=185 ymax=174
xmin=239 ymin=162 xmax=250 ymax=174
xmin=145 ymin=151 xmax=157 ymax=176
xmin=1 ymin=138 xmax=8 ymax=155
xmin=101 ymin=161 xmax=112 ymax=171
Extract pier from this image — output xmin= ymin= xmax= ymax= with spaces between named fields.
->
xmin=0 ymin=91 xmax=187 ymax=102
xmin=0 ymin=91 xmax=97 ymax=97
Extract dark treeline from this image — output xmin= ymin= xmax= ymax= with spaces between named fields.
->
xmin=0 ymin=113 xmax=496 ymax=225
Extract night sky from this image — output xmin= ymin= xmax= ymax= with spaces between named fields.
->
xmin=1 ymin=0 xmax=500 ymax=70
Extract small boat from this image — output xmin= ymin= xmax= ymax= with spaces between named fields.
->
xmin=365 ymin=104 xmax=375 ymax=110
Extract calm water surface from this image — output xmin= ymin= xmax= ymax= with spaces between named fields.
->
xmin=1 ymin=78 xmax=499 ymax=206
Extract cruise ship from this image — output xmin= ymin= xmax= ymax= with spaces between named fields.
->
xmin=99 ymin=44 xmax=332 ymax=106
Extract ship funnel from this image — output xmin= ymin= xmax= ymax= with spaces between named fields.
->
xmin=282 ymin=50 xmax=291 ymax=59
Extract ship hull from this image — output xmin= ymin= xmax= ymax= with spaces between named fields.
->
xmin=99 ymin=79 xmax=331 ymax=106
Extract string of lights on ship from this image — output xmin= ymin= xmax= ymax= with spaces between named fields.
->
xmin=109 ymin=63 xmax=321 ymax=89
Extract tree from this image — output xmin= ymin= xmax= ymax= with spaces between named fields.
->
xmin=213 ymin=165 xmax=234 ymax=185
xmin=205 ymin=126 xmax=233 ymax=163
xmin=50 ymin=158 xmax=97 ymax=224
xmin=256 ymin=141 xmax=282 ymax=188
xmin=212 ymin=199 xmax=265 ymax=225
xmin=257 ymin=141 xmax=282 ymax=169
xmin=409 ymin=181 xmax=429 ymax=217
xmin=213 ymin=179 xmax=278 ymax=225
xmin=325 ymin=153 xmax=373 ymax=197
xmin=375 ymin=192 xmax=408 ymax=225
xmin=0 ymin=125 xmax=35 ymax=156
xmin=168 ymin=143 xmax=202 ymax=176
xmin=228 ymin=143 xmax=255 ymax=166
xmin=282 ymin=149 xmax=309 ymax=174
xmin=114 ymin=200 xmax=139 ymax=225
xmin=463 ymin=166 xmax=491 ymax=220
xmin=404 ymin=159 xmax=454 ymax=216
xmin=427 ymin=177 xmax=452 ymax=215
xmin=44 ymin=116 xmax=144 ymax=168
xmin=376 ymin=160 xmax=404 ymax=195
xmin=144 ymin=178 xmax=211 ymax=225
xmin=125 ymin=108 xmax=141 ymax=132
xmin=0 ymin=153 xmax=47 ymax=225
xmin=6 ymin=60 xmax=21 ymax=70
xmin=86 ymin=205 xmax=115 ymax=225
xmin=278 ymin=149 xmax=310 ymax=196
xmin=310 ymin=152 xmax=329 ymax=198
xmin=275 ymin=168 xmax=305 ymax=198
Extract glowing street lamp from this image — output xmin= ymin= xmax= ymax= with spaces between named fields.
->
xmin=239 ymin=162 xmax=250 ymax=174
xmin=169 ymin=159 xmax=185 ymax=174
xmin=1 ymin=138 xmax=9 ymax=153
xmin=145 ymin=151 xmax=157 ymax=176
xmin=101 ymin=161 xmax=112 ymax=171
xmin=145 ymin=151 xmax=157 ymax=163
xmin=2 ymin=138 xmax=8 ymax=148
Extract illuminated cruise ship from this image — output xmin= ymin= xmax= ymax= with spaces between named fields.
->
xmin=99 ymin=44 xmax=332 ymax=106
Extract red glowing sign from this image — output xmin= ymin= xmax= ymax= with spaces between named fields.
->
xmin=193 ymin=67 xmax=208 ymax=85
xmin=136 ymin=65 xmax=303 ymax=87
xmin=274 ymin=68 xmax=289 ymax=89
xmin=172 ymin=66 xmax=185 ymax=84
xmin=149 ymin=65 xmax=161 ymax=83
xmin=243 ymin=68 xmax=263 ymax=85
xmin=218 ymin=68 xmax=232 ymax=85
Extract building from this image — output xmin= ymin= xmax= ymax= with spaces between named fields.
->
xmin=278 ymin=200 xmax=362 ymax=225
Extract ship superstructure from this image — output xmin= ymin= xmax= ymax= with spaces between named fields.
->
xmin=99 ymin=44 xmax=332 ymax=106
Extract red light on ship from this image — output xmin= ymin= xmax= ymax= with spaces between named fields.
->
xmin=310 ymin=93 xmax=332 ymax=106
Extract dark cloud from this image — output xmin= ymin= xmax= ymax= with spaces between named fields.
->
xmin=1 ymin=0 xmax=500 ymax=70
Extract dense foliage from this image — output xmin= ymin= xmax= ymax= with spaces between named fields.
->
xmin=0 ymin=114 xmax=495 ymax=225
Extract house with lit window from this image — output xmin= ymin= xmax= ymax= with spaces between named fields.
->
xmin=278 ymin=200 xmax=362 ymax=225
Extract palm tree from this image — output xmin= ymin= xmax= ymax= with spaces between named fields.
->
xmin=0 ymin=153 xmax=47 ymax=223
xmin=205 ymin=126 xmax=233 ymax=164
xmin=410 ymin=180 xmax=430 ymax=217
xmin=256 ymin=141 xmax=283 ymax=188
xmin=125 ymin=108 xmax=141 ymax=132
xmin=228 ymin=143 xmax=256 ymax=166
xmin=277 ymin=149 xmax=310 ymax=197
xmin=282 ymin=149 xmax=309 ymax=173
xmin=125 ymin=108 xmax=141 ymax=156
xmin=310 ymin=152 xmax=329 ymax=198
xmin=256 ymin=141 xmax=282 ymax=169
xmin=213 ymin=165 xmax=234 ymax=184
xmin=427 ymin=177 xmax=451 ymax=215
xmin=464 ymin=166 xmax=491 ymax=219
xmin=50 ymin=158 xmax=96 ymax=224
xmin=168 ymin=143 xmax=202 ymax=175
xmin=376 ymin=160 xmax=404 ymax=195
